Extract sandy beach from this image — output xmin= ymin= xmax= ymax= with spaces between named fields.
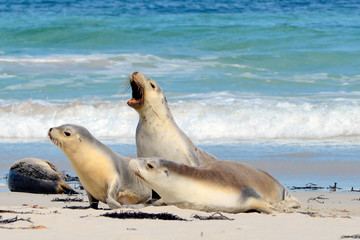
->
xmin=0 ymin=188 xmax=359 ymax=240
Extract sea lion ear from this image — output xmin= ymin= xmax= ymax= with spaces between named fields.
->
xmin=76 ymin=134 xmax=83 ymax=142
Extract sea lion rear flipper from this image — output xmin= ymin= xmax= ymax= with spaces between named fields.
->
xmin=86 ymin=190 xmax=99 ymax=209
xmin=58 ymin=182 xmax=78 ymax=194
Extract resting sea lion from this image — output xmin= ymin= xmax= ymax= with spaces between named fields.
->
xmin=48 ymin=124 xmax=151 ymax=209
xmin=127 ymin=71 xmax=218 ymax=166
xmin=129 ymin=158 xmax=301 ymax=213
xmin=8 ymin=158 xmax=75 ymax=194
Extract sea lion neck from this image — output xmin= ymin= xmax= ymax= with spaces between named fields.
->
xmin=137 ymin=98 xmax=175 ymax=124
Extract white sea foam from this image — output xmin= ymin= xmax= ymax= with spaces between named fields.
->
xmin=0 ymin=53 xmax=208 ymax=74
xmin=1 ymin=95 xmax=360 ymax=143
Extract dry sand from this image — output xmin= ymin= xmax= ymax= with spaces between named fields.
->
xmin=0 ymin=188 xmax=359 ymax=240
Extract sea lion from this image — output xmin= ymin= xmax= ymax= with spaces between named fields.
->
xmin=8 ymin=158 xmax=75 ymax=194
xmin=127 ymin=72 xmax=218 ymax=166
xmin=129 ymin=158 xmax=301 ymax=214
xmin=48 ymin=124 xmax=151 ymax=209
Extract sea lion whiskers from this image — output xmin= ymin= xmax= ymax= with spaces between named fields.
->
xmin=48 ymin=133 xmax=63 ymax=149
xmin=127 ymin=162 xmax=147 ymax=186
xmin=117 ymin=77 xmax=132 ymax=100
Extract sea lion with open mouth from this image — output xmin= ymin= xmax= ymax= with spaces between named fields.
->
xmin=127 ymin=72 xmax=218 ymax=167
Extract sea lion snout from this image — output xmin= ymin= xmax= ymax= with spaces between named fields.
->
xmin=48 ymin=128 xmax=53 ymax=138
xmin=132 ymin=72 xmax=139 ymax=77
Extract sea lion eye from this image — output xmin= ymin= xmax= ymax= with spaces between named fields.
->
xmin=64 ymin=131 xmax=71 ymax=137
xmin=147 ymin=163 xmax=154 ymax=169
xmin=150 ymin=82 xmax=156 ymax=89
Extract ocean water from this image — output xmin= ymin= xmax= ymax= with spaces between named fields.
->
xmin=0 ymin=0 xmax=359 ymax=190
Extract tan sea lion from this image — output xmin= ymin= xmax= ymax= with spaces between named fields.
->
xmin=48 ymin=124 xmax=151 ymax=209
xmin=129 ymin=158 xmax=301 ymax=214
xmin=127 ymin=72 xmax=218 ymax=166
xmin=8 ymin=158 xmax=75 ymax=194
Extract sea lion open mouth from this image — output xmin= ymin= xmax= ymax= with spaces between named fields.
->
xmin=127 ymin=73 xmax=144 ymax=107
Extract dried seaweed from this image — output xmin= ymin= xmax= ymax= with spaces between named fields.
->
xmin=350 ymin=187 xmax=360 ymax=192
xmin=191 ymin=212 xmax=234 ymax=220
xmin=308 ymin=195 xmax=329 ymax=204
xmin=0 ymin=216 xmax=33 ymax=224
xmin=101 ymin=211 xmax=188 ymax=221
xmin=290 ymin=182 xmax=324 ymax=190
xmin=328 ymin=182 xmax=342 ymax=191
xmin=63 ymin=206 xmax=91 ymax=210
xmin=0 ymin=209 xmax=42 ymax=215
xmin=51 ymin=197 xmax=84 ymax=202
xmin=0 ymin=225 xmax=46 ymax=230
xmin=341 ymin=234 xmax=360 ymax=239
xmin=298 ymin=211 xmax=320 ymax=217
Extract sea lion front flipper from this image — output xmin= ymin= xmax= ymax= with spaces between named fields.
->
xmin=152 ymin=198 xmax=167 ymax=206
xmin=106 ymin=180 xmax=122 ymax=209
xmin=86 ymin=190 xmax=99 ymax=209
xmin=244 ymin=197 xmax=277 ymax=214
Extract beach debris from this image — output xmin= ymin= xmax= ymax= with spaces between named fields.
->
xmin=328 ymin=182 xmax=342 ymax=191
xmin=299 ymin=211 xmax=321 ymax=217
xmin=350 ymin=187 xmax=360 ymax=192
xmin=51 ymin=197 xmax=84 ymax=202
xmin=0 ymin=225 xmax=47 ymax=230
xmin=62 ymin=172 xmax=84 ymax=190
xmin=308 ymin=195 xmax=328 ymax=203
xmin=307 ymin=195 xmax=329 ymax=204
xmin=0 ymin=209 xmax=17 ymax=214
xmin=63 ymin=206 xmax=91 ymax=210
xmin=0 ymin=216 xmax=33 ymax=224
xmin=0 ymin=209 xmax=42 ymax=215
xmin=100 ymin=211 xmax=188 ymax=221
xmin=62 ymin=172 xmax=79 ymax=182
xmin=341 ymin=234 xmax=360 ymax=239
xmin=22 ymin=204 xmax=47 ymax=209
xmin=290 ymin=182 xmax=324 ymax=190
xmin=191 ymin=212 xmax=234 ymax=221
xmin=351 ymin=198 xmax=360 ymax=201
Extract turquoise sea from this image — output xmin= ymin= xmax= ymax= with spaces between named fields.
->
xmin=0 ymin=0 xmax=359 ymax=190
